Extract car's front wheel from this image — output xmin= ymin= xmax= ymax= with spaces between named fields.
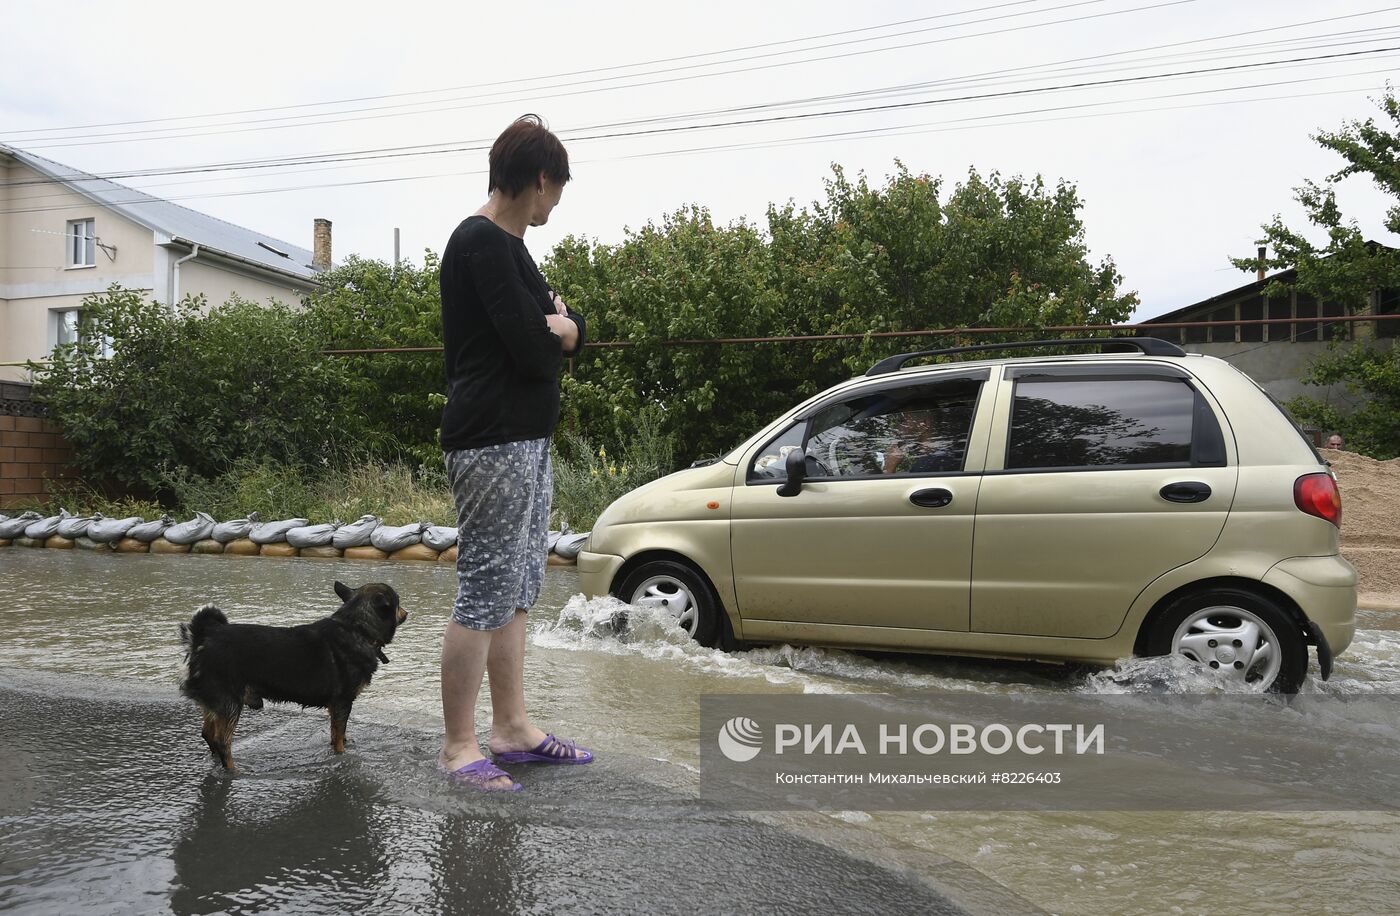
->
xmin=615 ymin=560 xmax=723 ymax=648
xmin=1146 ymin=587 xmax=1308 ymax=693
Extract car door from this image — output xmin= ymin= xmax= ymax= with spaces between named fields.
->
xmin=970 ymin=362 xmax=1239 ymax=638
xmin=730 ymin=370 xmax=992 ymax=634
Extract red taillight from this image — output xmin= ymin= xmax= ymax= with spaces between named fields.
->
xmin=1294 ymin=472 xmax=1342 ymax=527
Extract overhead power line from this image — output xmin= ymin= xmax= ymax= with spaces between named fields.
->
xmin=2 ymin=34 xmax=1394 ymax=200
xmin=8 ymin=0 xmax=1199 ymax=150
xmin=0 ymin=75 xmax=1386 ymax=218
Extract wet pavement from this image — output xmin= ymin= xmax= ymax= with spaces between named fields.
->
xmin=0 ymin=670 xmax=969 ymax=915
xmin=3 ymin=547 xmax=1400 ymax=914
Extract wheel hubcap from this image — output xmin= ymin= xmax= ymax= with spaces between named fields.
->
xmin=629 ymin=576 xmax=698 ymax=636
xmin=1171 ymin=606 xmax=1282 ymax=689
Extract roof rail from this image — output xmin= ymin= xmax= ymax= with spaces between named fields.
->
xmin=865 ymin=337 xmax=1186 ymax=376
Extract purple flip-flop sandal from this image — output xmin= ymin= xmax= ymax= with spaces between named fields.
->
xmin=442 ymin=757 xmax=523 ymax=792
xmin=494 ymin=734 xmax=594 ymax=765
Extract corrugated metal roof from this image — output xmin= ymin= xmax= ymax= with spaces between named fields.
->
xmin=1 ymin=144 xmax=322 ymax=282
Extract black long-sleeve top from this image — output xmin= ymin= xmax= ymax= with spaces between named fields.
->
xmin=439 ymin=215 xmax=586 ymax=451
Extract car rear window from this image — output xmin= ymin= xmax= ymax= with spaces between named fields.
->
xmin=1007 ymin=377 xmax=1197 ymax=469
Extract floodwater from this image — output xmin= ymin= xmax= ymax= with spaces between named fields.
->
xmin=3 ymin=548 xmax=1399 ymax=915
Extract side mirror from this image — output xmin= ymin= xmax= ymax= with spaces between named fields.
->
xmin=777 ymin=448 xmax=807 ymax=497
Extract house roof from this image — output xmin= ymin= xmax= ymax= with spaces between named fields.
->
xmin=0 ymin=144 xmax=322 ymax=282
xmin=1141 ymin=268 xmax=1297 ymax=324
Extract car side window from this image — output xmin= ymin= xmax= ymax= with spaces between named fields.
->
xmin=1006 ymin=377 xmax=1198 ymax=470
xmin=804 ymin=378 xmax=982 ymax=478
xmin=747 ymin=422 xmax=806 ymax=482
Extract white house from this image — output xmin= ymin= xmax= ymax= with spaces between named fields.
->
xmin=0 ymin=144 xmax=331 ymax=384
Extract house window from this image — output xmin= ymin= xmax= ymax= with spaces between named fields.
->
xmin=67 ymin=218 xmax=95 ymax=267
xmin=52 ymin=309 xmax=80 ymax=347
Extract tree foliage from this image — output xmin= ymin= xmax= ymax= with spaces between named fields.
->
xmin=1233 ymin=90 xmax=1400 ymax=459
xmin=299 ymin=253 xmax=445 ymax=462
xmin=549 ymin=163 xmax=1136 ymax=460
xmin=31 ymin=287 xmax=371 ymax=494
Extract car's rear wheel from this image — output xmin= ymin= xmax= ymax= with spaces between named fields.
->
xmin=615 ymin=560 xmax=722 ymax=648
xmin=1146 ymin=588 xmax=1307 ymax=693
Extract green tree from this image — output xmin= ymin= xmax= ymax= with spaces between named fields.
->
xmin=547 ymin=207 xmax=789 ymax=462
xmin=550 ymin=164 xmax=1138 ymax=461
xmin=298 ymin=253 xmax=446 ymax=460
xmin=768 ymin=163 xmax=1137 ymax=375
xmin=1233 ymin=89 xmax=1400 ymax=459
xmin=31 ymin=287 xmax=370 ymax=494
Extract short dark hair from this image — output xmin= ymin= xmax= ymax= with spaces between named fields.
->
xmin=488 ymin=114 xmax=571 ymax=198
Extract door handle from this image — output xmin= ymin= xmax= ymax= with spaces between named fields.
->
xmin=1160 ymin=481 xmax=1212 ymax=504
xmin=909 ymin=488 xmax=953 ymax=508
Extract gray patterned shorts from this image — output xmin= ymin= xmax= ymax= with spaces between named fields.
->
xmin=444 ymin=437 xmax=552 ymax=631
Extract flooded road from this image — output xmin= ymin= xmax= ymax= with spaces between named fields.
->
xmin=3 ymin=548 xmax=1399 ymax=914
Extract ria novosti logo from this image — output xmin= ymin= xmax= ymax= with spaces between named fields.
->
xmin=717 ymin=717 xmax=763 ymax=762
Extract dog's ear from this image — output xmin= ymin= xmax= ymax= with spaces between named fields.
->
xmin=334 ymin=581 xmax=354 ymax=603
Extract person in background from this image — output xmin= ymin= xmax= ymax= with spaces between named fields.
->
xmin=436 ymin=115 xmax=591 ymax=791
xmin=1326 ymin=433 xmax=1344 ymax=450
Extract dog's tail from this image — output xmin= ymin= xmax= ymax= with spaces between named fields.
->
xmin=181 ymin=603 xmax=228 ymax=651
xmin=180 ymin=604 xmax=228 ymax=699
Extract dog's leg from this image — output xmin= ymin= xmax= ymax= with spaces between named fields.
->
xmin=202 ymin=703 xmax=242 ymax=771
xmin=329 ymin=703 xmax=351 ymax=754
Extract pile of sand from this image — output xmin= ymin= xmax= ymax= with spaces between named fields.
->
xmin=1326 ymin=449 xmax=1400 ymax=609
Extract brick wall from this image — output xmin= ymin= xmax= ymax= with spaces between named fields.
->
xmin=0 ymin=383 xmax=77 ymax=507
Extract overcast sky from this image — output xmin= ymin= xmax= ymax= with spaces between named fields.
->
xmin=4 ymin=0 xmax=1398 ymax=321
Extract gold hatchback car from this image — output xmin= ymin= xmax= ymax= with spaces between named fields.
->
xmin=577 ymin=338 xmax=1356 ymax=692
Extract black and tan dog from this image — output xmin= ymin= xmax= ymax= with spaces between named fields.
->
xmin=179 ymin=581 xmax=407 ymax=771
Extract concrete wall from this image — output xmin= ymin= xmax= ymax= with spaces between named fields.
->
xmin=1182 ymin=340 xmax=1394 ymax=408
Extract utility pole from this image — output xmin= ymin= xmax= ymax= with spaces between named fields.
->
xmin=394 ymin=228 xmax=401 ymax=266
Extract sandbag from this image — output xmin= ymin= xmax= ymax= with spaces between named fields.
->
xmin=165 ymin=512 xmax=216 ymax=545
xmin=211 ymin=512 xmax=260 ymax=544
xmin=0 ymin=512 xmax=41 ymax=538
xmin=553 ymin=532 xmax=590 ymax=560
xmin=251 ymin=517 xmax=310 ymax=545
xmin=437 ymin=546 xmax=458 ymax=564
xmin=332 ymin=515 xmax=381 ymax=549
xmin=191 ymin=539 xmax=224 ymax=554
xmin=390 ymin=543 xmax=439 ymax=563
xmin=224 ymin=538 xmax=260 ymax=556
xmin=344 ymin=545 xmax=388 ymax=561
xmin=150 ymin=538 xmax=191 ymax=554
xmin=287 ymin=522 xmax=339 ymax=549
xmin=260 ymin=543 xmax=299 ymax=558
xmin=45 ymin=536 xmax=75 ymax=550
xmin=116 ymin=537 xmax=150 ymax=553
xmin=127 ymin=514 xmax=174 ymax=543
xmin=299 ymin=546 xmax=343 ymax=559
xmin=87 ymin=516 xmax=143 ymax=544
xmin=24 ymin=510 xmax=70 ymax=540
xmin=57 ymin=513 xmax=97 ymax=539
xmin=370 ymin=522 xmax=427 ymax=553
xmin=422 ymin=525 xmax=458 ymax=552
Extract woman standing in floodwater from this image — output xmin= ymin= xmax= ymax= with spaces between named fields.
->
xmin=436 ymin=115 xmax=591 ymax=790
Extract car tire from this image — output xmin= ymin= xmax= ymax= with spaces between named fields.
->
xmin=615 ymin=560 xmax=723 ymax=648
xmin=1146 ymin=587 xmax=1308 ymax=693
